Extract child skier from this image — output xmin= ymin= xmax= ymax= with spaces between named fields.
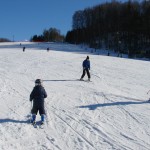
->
xmin=80 ymin=56 xmax=91 ymax=81
xmin=30 ymin=79 xmax=47 ymax=125
xmin=23 ymin=46 xmax=25 ymax=52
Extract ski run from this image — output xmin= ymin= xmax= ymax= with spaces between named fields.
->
xmin=0 ymin=42 xmax=150 ymax=150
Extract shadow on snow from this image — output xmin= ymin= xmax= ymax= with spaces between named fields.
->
xmin=78 ymin=101 xmax=149 ymax=110
xmin=0 ymin=118 xmax=29 ymax=124
xmin=43 ymin=79 xmax=77 ymax=82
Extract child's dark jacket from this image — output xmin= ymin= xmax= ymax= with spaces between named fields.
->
xmin=30 ymin=85 xmax=47 ymax=108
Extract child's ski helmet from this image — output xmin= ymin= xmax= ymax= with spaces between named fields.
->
xmin=35 ymin=79 xmax=42 ymax=85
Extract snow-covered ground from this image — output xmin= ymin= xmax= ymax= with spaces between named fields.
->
xmin=0 ymin=42 xmax=150 ymax=150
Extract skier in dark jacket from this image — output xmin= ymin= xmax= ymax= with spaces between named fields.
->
xmin=80 ymin=56 xmax=91 ymax=81
xmin=30 ymin=79 xmax=47 ymax=125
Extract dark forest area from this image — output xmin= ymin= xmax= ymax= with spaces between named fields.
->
xmin=66 ymin=0 xmax=150 ymax=58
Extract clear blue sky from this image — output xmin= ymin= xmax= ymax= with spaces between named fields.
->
xmin=0 ymin=0 xmax=128 ymax=41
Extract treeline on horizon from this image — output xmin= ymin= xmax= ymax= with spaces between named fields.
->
xmin=0 ymin=38 xmax=11 ymax=42
xmin=30 ymin=27 xmax=64 ymax=43
xmin=0 ymin=28 xmax=64 ymax=43
xmin=66 ymin=0 xmax=150 ymax=58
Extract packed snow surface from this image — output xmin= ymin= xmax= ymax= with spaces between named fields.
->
xmin=0 ymin=42 xmax=150 ymax=150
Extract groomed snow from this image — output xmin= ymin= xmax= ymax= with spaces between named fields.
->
xmin=0 ymin=42 xmax=150 ymax=150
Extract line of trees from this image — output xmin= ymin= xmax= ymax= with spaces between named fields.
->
xmin=31 ymin=27 xmax=64 ymax=42
xmin=65 ymin=0 xmax=150 ymax=58
xmin=0 ymin=38 xmax=11 ymax=42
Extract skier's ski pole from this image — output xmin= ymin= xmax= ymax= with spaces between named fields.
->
xmin=91 ymin=73 xmax=101 ymax=79
xmin=90 ymin=70 xmax=101 ymax=79
xmin=30 ymin=101 xmax=32 ymax=122
xmin=147 ymin=90 xmax=150 ymax=94
xmin=30 ymin=101 xmax=32 ymax=112
xmin=75 ymin=68 xmax=82 ymax=77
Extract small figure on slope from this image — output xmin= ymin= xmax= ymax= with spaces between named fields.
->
xmin=80 ymin=56 xmax=91 ymax=81
xmin=30 ymin=79 xmax=47 ymax=125
xmin=47 ymin=47 xmax=50 ymax=52
xmin=147 ymin=90 xmax=150 ymax=101
xmin=23 ymin=46 xmax=25 ymax=52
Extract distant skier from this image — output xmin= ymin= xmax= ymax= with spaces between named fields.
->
xmin=47 ymin=47 xmax=50 ymax=52
xmin=80 ymin=56 xmax=91 ymax=81
xmin=23 ymin=46 xmax=25 ymax=52
xmin=30 ymin=79 xmax=47 ymax=125
xmin=147 ymin=90 xmax=150 ymax=101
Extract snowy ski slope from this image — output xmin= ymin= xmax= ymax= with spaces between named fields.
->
xmin=0 ymin=42 xmax=150 ymax=150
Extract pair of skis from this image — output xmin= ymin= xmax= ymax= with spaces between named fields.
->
xmin=77 ymin=79 xmax=92 ymax=82
xmin=32 ymin=121 xmax=44 ymax=129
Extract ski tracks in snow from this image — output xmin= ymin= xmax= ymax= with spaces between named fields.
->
xmin=1 ymin=43 xmax=150 ymax=150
